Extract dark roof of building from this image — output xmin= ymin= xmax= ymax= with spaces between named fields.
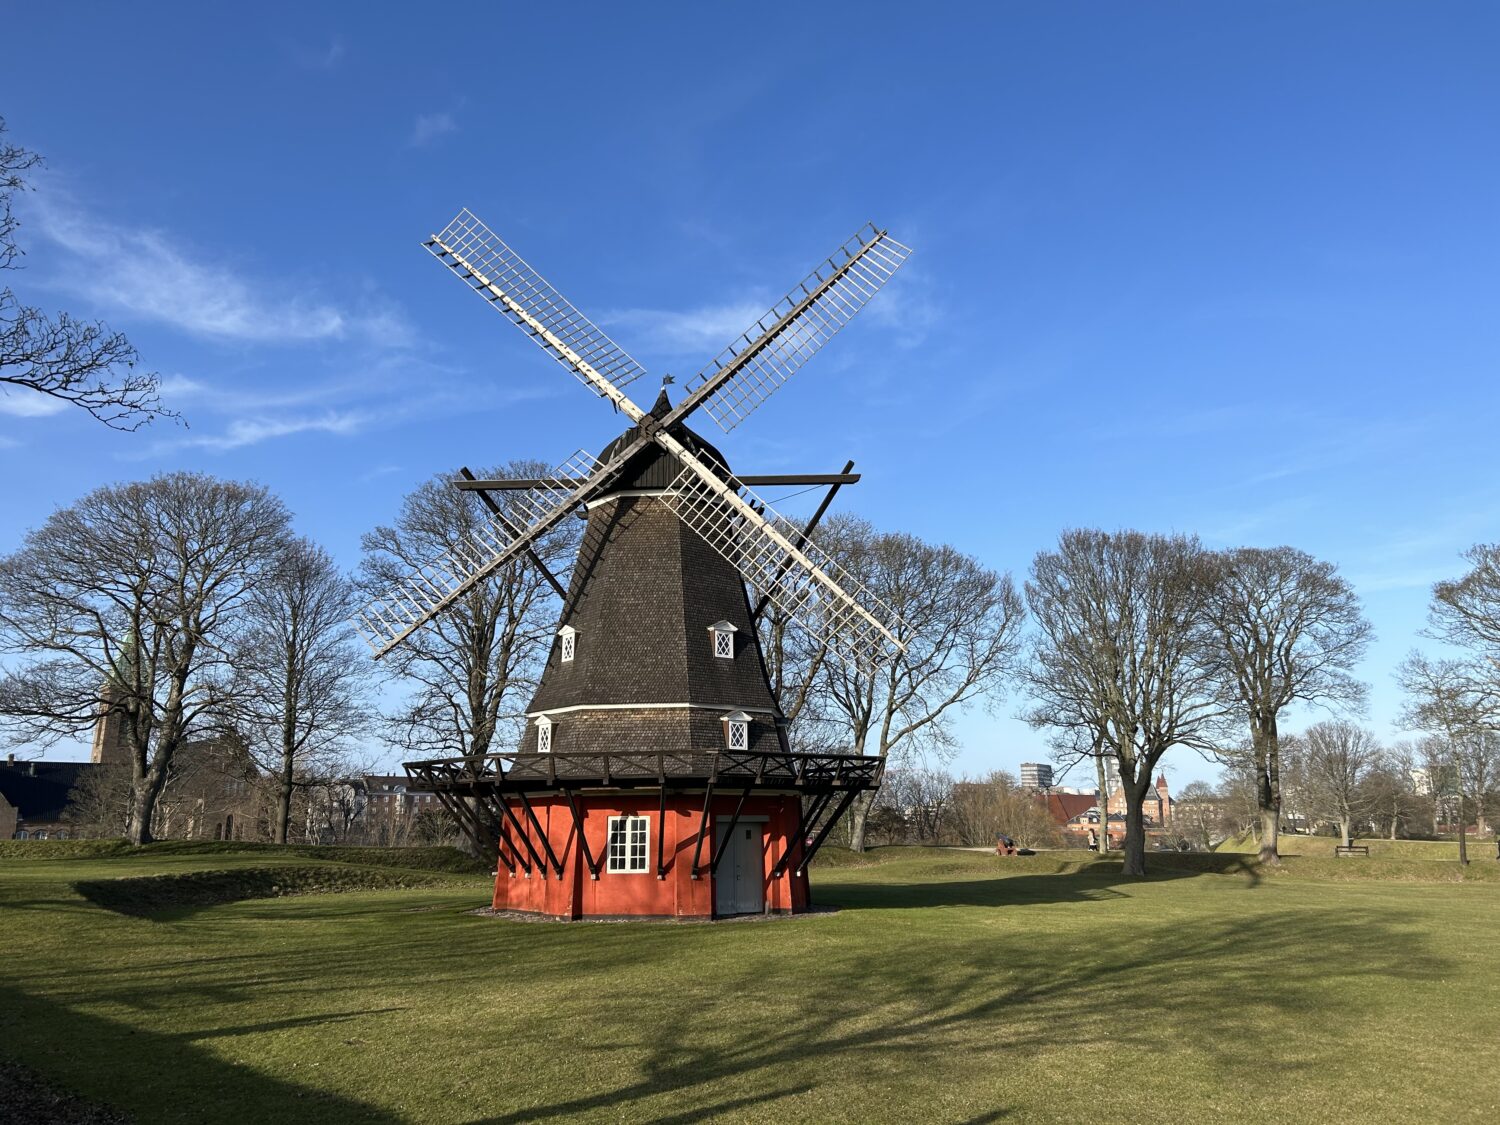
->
xmin=528 ymin=492 xmax=780 ymax=717
xmin=0 ymin=760 xmax=99 ymax=824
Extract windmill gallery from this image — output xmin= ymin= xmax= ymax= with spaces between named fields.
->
xmin=358 ymin=211 xmax=911 ymax=919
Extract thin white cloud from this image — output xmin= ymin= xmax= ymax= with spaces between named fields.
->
xmin=602 ymin=301 xmax=766 ymax=359
xmin=28 ymin=195 xmax=409 ymax=347
xmin=291 ymin=37 xmax=346 ymax=70
xmin=180 ymin=410 xmax=368 ymax=452
xmin=0 ymin=389 xmax=69 ymax=418
xmin=0 ymin=435 xmax=21 ymax=449
xmin=410 ymin=112 xmax=457 ymax=147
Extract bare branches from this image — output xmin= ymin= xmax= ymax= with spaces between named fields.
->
xmin=0 ymin=472 xmax=291 ymax=842
xmin=0 ymin=116 xmax=176 ymax=430
xmin=227 ymin=537 xmax=374 ymax=843
xmin=1201 ymin=545 xmax=1371 ymax=861
xmin=1022 ymin=529 xmax=1227 ymax=874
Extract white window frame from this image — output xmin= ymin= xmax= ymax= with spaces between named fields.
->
xmin=709 ymin=619 xmax=738 ymax=660
xmin=535 ymin=715 xmax=553 ymax=754
xmin=606 ymin=814 xmax=650 ymax=873
xmin=723 ymin=711 xmax=750 ymax=751
xmin=558 ymin=625 xmax=576 ymax=664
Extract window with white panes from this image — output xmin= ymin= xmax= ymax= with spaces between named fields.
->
xmin=606 ymin=815 xmax=649 ymax=873
xmin=709 ymin=620 xmax=737 ymax=660
xmin=535 ymin=715 xmax=553 ymax=753
xmin=723 ymin=711 xmax=750 ymax=751
xmin=558 ymin=625 xmax=576 ymax=663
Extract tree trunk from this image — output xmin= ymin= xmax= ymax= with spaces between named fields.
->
xmin=126 ymin=768 xmax=168 ymax=845
xmin=847 ymin=791 xmax=874 ymax=853
xmin=1457 ymin=799 xmax=1468 ymax=866
xmin=1339 ymin=817 xmax=1352 ymax=848
xmin=1254 ymin=718 xmax=1281 ymax=863
xmin=1094 ymin=751 xmax=1111 ymax=854
xmin=1121 ymin=783 xmax=1148 ymax=876
xmin=274 ymin=751 xmax=295 ymax=845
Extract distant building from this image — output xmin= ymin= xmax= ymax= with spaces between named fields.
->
xmin=1019 ymin=762 xmax=1054 ymax=790
xmin=0 ymin=756 xmax=94 ymax=840
xmin=1039 ymin=773 xmax=1175 ymax=848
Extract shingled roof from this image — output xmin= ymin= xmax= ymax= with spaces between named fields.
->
xmin=525 ymin=401 xmax=784 ymax=756
xmin=0 ymin=760 xmax=98 ymax=824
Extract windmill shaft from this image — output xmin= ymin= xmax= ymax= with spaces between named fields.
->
xmin=663 ymin=229 xmax=890 ymax=431
xmin=429 ymin=234 xmax=650 ymax=425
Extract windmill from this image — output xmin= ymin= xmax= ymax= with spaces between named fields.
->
xmin=369 ymin=210 xmax=912 ymax=919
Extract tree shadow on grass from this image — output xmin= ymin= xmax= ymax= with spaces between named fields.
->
xmin=472 ymin=903 xmax=1448 ymax=1122
xmin=0 ymin=985 xmax=405 ymax=1124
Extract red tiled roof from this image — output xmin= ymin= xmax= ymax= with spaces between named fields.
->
xmin=1044 ymin=792 xmax=1097 ymax=825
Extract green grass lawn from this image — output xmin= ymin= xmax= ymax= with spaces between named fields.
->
xmin=3 ymin=845 xmax=1499 ymax=1123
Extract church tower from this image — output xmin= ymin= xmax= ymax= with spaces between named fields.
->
xmin=89 ymin=679 xmax=131 ymax=765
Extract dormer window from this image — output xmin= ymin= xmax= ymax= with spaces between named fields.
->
xmin=722 ymin=711 xmax=750 ymax=751
xmin=558 ymin=625 xmax=577 ymax=664
xmin=709 ymin=620 xmax=737 ymax=660
xmin=535 ymin=715 xmax=553 ymax=754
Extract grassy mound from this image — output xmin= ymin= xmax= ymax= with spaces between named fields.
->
xmin=821 ymin=843 xmax=1500 ymax=883
xmin=1216 ymin=834 xmax=1499 ymax=862
xmin=0 ymin=838 xmax=487 ymax=872
xmin=71 ymin=863 xmax=454 ymax=917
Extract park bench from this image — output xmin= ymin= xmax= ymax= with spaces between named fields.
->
xmin=1334 ymin=844 xmax=1370 ymax=857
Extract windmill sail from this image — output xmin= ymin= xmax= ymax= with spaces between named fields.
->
xmin=357 ymin=450 xmax=601 ymax=659
xmin=659 ymin=460 xmax=902 ymax=670
xmin=426 ymin=209 xmax=649 ymax=398
xmin=682 ymin=224 xmax=912 ymax=433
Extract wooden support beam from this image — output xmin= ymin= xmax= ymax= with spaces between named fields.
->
xmin=455 ymin=473 xmax=860 ymax=491
xmin=517 ymin=791 xmax=564 ymax=878
xmin=656 ymin=786 xmax=669 ymax=880
xmin=709 ymin=784 xmax=756 ymax=876
xmin=771 ymin=790 xmax=835 ymax=879
xmin=689 ymin=781 xmax=716 ymax=879
xmin=494 ymin=792 xmax=541 ymax=876
xmin=457 ymin=467 xmax=568 ymax=601
xmin=563 ymin=789 xmax=602 ymax=880
xmin=752 ymin=460 xmax=856 ymax=623
xmin=795 ymin=789 xmax=863 ymax=875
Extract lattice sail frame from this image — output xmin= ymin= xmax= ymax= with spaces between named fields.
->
xmin=684 ymin=224 xmax=912 ymax=433
xmin=426 ymin=209 xmax=649 ymax=395
xmin=660 ymin=465 xmax=902 ymax=669
xmin=357 ymin=450 xmax=601 ymax=657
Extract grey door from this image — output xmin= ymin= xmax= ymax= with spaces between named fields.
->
xmin=714 ymin=822 xmax=764 ymax=916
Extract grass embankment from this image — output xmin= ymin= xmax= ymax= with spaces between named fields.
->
xmin=1217 ymin=833 xmax=1499 ymax=863
xmin=3 ymin=844 xmax=1499 ymax=1122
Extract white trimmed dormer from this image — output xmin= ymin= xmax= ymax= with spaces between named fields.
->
xmin=535 ymin=714 xmax=554 ymax=754
xmin=558 ymin=625 xmax=577 ymax=664
xmin=722 ymin=710 xmax=750 ymax=751
xmin=709 ymin=620 xmax=737 ymax=661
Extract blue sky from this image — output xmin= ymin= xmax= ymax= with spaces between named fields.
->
xmin=4 ymin=3 xmax=1497 ymax=788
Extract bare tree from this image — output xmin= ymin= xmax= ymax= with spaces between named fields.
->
xmin=878 ymin=766 xmax=956 ymax=842
xmin=0 ymin=117 xmax=174 ymax=430
xmin=1022 ymin=530 xmax=1226 ymax=875
xmin=1364 ymin=743 xmax=1424 ymax=840
xmin=358 ymin=462 xmax=575 ymax=856
xmin=1398 ymin=652 xmax=1500 ymax=862
xmin=808 ymin=517 xmax=1025 ymax=852
xmin=1202 ymin=547 xmax=1371 ymax=863
xmin=1173 ymin=780 xmax=1224 ymax=851
xmin=0 ymin=473 xmax=290 ymax=842
xmin=229 ymin=537 xmax=374 ymax=844
xmin=1300 ymin=720 xmax=1379 ymax=847
xmin=947 ymin=769 xmax=1061 ymax=849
